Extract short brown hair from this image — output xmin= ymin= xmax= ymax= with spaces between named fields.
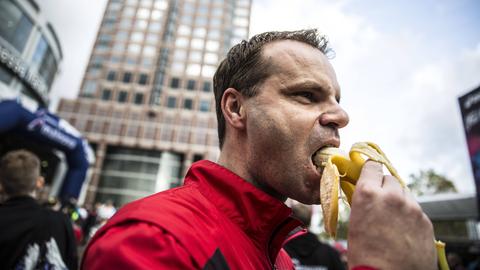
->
xmin=0 ymin=149 xmax=40 ymax=196
xmin=213 ymin=29 xmax=331 ymax=148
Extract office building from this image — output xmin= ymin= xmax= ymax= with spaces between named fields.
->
xmin=57 ymin=0 xmax=251 ymax=206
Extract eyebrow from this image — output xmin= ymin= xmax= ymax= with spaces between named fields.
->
xmin=282 ymin=80 xmax=341 ymax=102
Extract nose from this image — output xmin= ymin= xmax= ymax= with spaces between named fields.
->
xmin=319 ymin=104 xmax=349 ymax=129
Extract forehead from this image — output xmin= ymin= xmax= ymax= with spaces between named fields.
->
xmin=260 ymin=40 xmax=339 ymax=89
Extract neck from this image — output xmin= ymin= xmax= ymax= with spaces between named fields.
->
xmin=218 ymin=140 xmax=286 ymax=202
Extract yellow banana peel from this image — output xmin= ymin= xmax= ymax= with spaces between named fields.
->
xmin=314 ymin=141 xmax=449 ymax=270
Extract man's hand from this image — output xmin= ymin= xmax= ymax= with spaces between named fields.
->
xmin=347 ymin=161 xmax=437 ymax=270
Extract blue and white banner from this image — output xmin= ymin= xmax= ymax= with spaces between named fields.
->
xmin=0 ymin=99 xmax=90 ymax=200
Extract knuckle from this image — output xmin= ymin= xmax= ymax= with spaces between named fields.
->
xmin=382 ymin=190 xmax=405 ymax=207
xmin=406 ymin=201 xmax=423 ymax=216
xmin=355 ymin=184 xmax=377 ymax=200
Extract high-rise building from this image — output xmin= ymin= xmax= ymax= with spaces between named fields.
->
xmin=57 ymin=0 xmax=251 ymax=206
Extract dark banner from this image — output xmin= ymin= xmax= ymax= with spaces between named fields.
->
xmin=458 ymin=85 xmax=480 ymax=219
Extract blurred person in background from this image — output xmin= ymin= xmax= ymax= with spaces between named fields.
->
xmin=83 ymin=29 xmax=437 ymax=270
xmin=0 ymin=149 xmax=78 ymax=269
xmin=285 ymin=203 xmax=345 ymax=270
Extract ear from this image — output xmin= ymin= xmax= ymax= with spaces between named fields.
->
xmin=36 ymin=176 xmax=45 ymax=190
xmin=221 ymin=88 xmax=246 ymax=131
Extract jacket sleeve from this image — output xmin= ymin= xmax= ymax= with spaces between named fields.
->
xmin=82 ymin=222 xmax=197 ymax=269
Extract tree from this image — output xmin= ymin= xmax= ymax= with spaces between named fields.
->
xmin=407 ymin=169 xmax=457 ymax=196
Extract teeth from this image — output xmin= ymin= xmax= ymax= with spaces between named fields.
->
xmin=313 ymin=147 xmax=347 ymax=168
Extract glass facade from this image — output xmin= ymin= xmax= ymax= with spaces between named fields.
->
xmin=96 ymin=146 xmax=182 ymax=206
xmin=0 ymin=0 xmax=62 ymax=106
xmin=0 ymin=0 xmax=33 ymax=52
xmin=32 ymin=36 xmax=58 ymax=88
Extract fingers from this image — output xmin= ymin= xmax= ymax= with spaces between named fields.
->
xmin=381 ymin=175 xmax=403 ymax=192
xmin=357 ymin=160 xmax=383 ymax=188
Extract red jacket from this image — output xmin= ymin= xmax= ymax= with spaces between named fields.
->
xmin=82 ymin=160 xmax=303 ymax=269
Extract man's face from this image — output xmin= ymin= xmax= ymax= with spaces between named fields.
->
xmin=243 ymin=40 xmax=349 ymax=204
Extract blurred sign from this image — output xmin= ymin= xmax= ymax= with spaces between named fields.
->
xmin=0 ymin=41 xmax=48 ymax=103
xmin=458 ymin=85 xmax=480 ymax=219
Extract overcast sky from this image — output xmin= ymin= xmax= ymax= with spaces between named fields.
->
xmin=40 ymin=0 xmax=480 ymax=194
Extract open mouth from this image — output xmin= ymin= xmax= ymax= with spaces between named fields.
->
xmin=311 ymin=146 xmax=346 ymax=174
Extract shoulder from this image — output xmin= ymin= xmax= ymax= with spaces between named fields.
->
xmin=84 ymin=187 xmax=220 ymax=269
xmin=109 ymin=185 xmax=211 ymax=227
xmin=82 ymin=221 xmax=198 ymax=269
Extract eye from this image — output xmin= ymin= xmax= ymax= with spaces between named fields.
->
xmin=294 ymin=91 xmax=316 ymax=102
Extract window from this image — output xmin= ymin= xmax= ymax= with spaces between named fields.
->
xmin=32 ymin=36 xmax=58 ymax=87
xmin=202 ymin=81 xmax=211 ymax=92
xmin=186 ymin=64 xmax=201 ymax=76
xmin=234 ymin=28 xmax=248 ymax=38
xmin=82 ymin=81 xmax=97 ymax=96
xmin=151 ymin=10 xmax=162 ymax=20
xmin=131 ymin=32 xmax=144 ymax=42
xmin=141 ymin=0 xmax=153 ymax=7
xmin=183 ymin=98 xmax=193 ymax=110
xmin=126 ymin=57 xmax=137 ymax=65
xmin=138 ymin=73 xmax=148 ymax=85
xmin=137 ymin=8 xmax=150 ymax=19
xmin=175 ymin=37 xmax=188 ymax=48
xmin=146 ymin=33 xmax=158 ymax=43
xmin=143 ymin=46 xmax=156 ymax=56
xmin=128 ymin=44 xmax=141 ymax=54
xmin=107 ymin=71 xmax=117 ymax=81
xmin=173 ymin=50 xmax=187 ymax=61
xmin=178 ymin=25 xmax=190 ymax=35
xmin=113 ymin=43 xmax=125 ymax=52
xmin=115 ymin=31 xmax=128 ymax=41
xmin=234 ymin=17 xmax=249 ymax=27
xmin=193 ymin=27 xmax=207 ymax=38
xmin=171 ymin=62 xmax=184 ymax=73
xmin=101 ymin=89 xmax=112 ymax=100
xmin=191 ymin=39 xmax=204 ymax=50
xmin=134 ymin=93 xmax=144 ymax=104
xmin=120 ymin=19 xmax=133 ymax=29
xmin=0 ymin=1 xmax=33 ymax=52
xmin=195 ymin=16 xmax=208 ymax=27
xmin=123 ymin=72 xmax=133 ymax=83
xmin=206 ymin=40 xmax=219 ymax=51
xmin=123 ymin=7 xmax=136 ymax=17
xmin=118 ymin=91 xmax=128 ymax=103
xmin=167 ymin=96 xmax=177 ymax=108
xmin=0 ymin=66 xmax=13 ymax=84
xmin=136 ymin=20 xmax=148 ymax=30
xmin=170 ymin=77 xmax=180 ymax=88
xmin=142 ymin=58 xmax=153 ymax=67
xmin=204 ymin=52 xmax=218 ymax=64
xmin=149 ymin=21 xmax=162 ymax=32
xmin=202 ymin=65 xmax=216 ymax=77
xmin=189 ymin=51 xmax=202 ymax=62
xmin=199 ymin=100 xmax=210 ymax=112
xmin=154 ymin=0 xmax=168 ymax=10
xmin=187 ymin=79 xmax=196 ymax=90
xmin=208 ymin=29 xmax=220 ymax=39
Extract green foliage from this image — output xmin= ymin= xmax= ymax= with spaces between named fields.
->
xmin=407 ymin=169 xmax=457 ymax=196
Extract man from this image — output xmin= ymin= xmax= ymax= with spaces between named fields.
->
xmin=0 ymin=149 xmax=78 ymax=269
xmin=285 ymin=203 xmax=345 ymax=270
xmin=83 ymin=29 xmax=437 ymax=269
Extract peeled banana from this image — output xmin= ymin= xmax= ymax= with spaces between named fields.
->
xmin=314 ymin=141 xmax=449 ymax=270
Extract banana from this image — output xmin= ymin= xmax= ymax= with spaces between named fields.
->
xmin=314 ymin=141 xmax=449 ymax=270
